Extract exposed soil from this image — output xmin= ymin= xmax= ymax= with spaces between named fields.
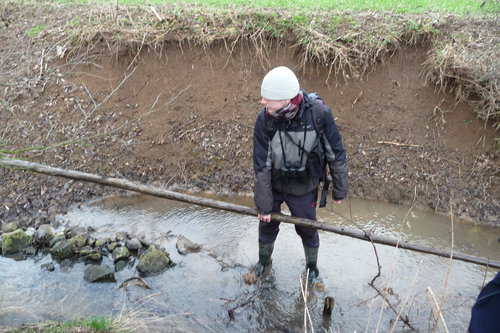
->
xmin=0 ymin=4 xmax=498 ymax=229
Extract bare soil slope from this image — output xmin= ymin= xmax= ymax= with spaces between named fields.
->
xmin=0 ymin=5 xmax=498 ymax=228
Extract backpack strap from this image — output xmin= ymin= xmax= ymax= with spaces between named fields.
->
xmin=310 ymin=99 xmax=325 ymax=138
xmin=309 ymin=95 xmax=330 ymax=208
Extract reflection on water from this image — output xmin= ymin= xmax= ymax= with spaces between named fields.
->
xmin=0 ymin=194 xmax=499 ymax=332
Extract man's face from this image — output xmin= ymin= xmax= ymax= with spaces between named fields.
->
xmin=261 ymin=98 xmax=290 ymax=113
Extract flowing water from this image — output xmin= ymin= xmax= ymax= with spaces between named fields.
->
xmin=1 ymin=194 xmax=499 ymax=332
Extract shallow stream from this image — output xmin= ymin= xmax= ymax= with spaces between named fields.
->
xmin=1 ymin=195 xmax=499 ymax=332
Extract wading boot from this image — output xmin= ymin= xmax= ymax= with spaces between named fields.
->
xmin=254 ymin=242 xmax=274 ymax=277
xmin=243 ymin=242 xmax=274 ymax=285
xmin=304 ymin=246 xmax=319 ymax=284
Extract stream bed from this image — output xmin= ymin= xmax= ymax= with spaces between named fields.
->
xmin=1 ymin=195 xmax=499 ymax=332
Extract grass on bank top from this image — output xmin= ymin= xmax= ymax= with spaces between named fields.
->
xmin=54 ymin=0 xmax=499 ymax=13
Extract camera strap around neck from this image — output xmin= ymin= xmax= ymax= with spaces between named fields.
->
xmin=278 ymin=118 xmax=309 ymax=168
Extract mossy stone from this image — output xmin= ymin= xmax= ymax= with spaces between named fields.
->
xmin=137 ymin=245 xmax=171 ymax=277
xmin=2 ymin=229 xmax=32 ymax=255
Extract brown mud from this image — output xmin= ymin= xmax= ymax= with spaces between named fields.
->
xmin=0 ymin=7 xmax=498 ymax=229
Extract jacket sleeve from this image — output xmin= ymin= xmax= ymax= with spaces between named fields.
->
xmin=253 ymin=111 xmax=274 ymax=214
xmin=322 ymin=106 xmax=349 ymax=201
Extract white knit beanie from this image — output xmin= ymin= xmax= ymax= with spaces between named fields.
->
xmin=261 ymin=66 xmax=300 ymax=100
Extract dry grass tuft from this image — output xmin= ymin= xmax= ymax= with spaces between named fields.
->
xmin=423 ymin=16 xmax=499 ymax=130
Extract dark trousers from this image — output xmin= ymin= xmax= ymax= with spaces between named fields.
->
xmin=259 ymin=190 xmax=319 ymax=248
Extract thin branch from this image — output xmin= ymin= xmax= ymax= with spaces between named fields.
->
xmin=82 ymin=83 xmax=97 ymax=109
xmin=299 ymin=272 xmax=314 ymax=333
xmin=127 ymin=32 xmax=148 ymax=71
xmin=371 ymin=282 xmax=417 ymax=331
xmin=90 ymin=66 xmax=138 ymax=115
xmin=427 ymin=287 xmax=449 ymax=333
xmin=432 ymin=199 xmax=454 ymax=333
xmin=73 ymin=66 xmax=139 ymax=138
xmin=343 ymin=197 xmax=417 ymax=331
xmin=150 ymin=93 xmax=162 ymax=110
xmin=390 ymin=260 xmax=423 ymax=332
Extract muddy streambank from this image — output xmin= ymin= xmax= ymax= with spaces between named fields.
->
xmin=0 ymin=16 xmax=499 ymax=229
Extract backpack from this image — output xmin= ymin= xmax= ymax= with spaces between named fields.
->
xmin=266 ymin=92 xmax=330 ymax=207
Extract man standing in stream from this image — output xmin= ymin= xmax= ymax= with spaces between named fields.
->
xmin=249 ymin=66 xmax=349 ymax=284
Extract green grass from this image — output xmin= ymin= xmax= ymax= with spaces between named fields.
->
xmin=27 ymin=24 xmax=47 ymax=39
xmin=7 ymin=316 xmax=115 ymax=333
xmin=75 ymin=316 xmax=113 ymax=331
xmin=51 ymin=0 xmax=499 ymax=13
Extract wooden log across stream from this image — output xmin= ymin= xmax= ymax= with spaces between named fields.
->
xmin=1 ymin=158 xmax=499 ymax=270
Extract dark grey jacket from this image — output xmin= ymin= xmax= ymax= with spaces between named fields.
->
xmin=253 ymin=91 xmax=349 ymax=215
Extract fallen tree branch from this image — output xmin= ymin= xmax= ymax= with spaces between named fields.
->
xmin=1 ymin=158 xmax=499 ymax=270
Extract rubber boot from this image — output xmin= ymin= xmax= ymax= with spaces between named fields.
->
xmin=254 ymin=242 xmax=274 ymax=277
xmin=304 ymin=246 xmax=319 ymax=283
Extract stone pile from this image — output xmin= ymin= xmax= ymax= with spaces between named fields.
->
xmin=0 ymin=222 xmax=176 ymax=283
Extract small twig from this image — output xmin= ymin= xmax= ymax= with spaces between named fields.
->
xmin=352 ymin=91 xmax=362 ymax=109
xmin=150 ymin=93 xmax=162 ymax=110
xmin=82 ymin=83 xmax=97 ymax=109
xmin=371 ymin=283 xmax=417 ymax=331
xmin=225 ymin=288 xmax=260 ymax=321
xmin=164 ymin=172 xmax=178 ymax=187
xmin=401 ymin=186 xmax=418 ymax=229
xmin=177 ymin=125 xmax=206 ymax=140
xmin=232 ymin=94 xmax=239 ymax=120
xmin=357 ymin=293 xmax=379 ymax=307
xmin=44 ymin=121 xmax=57 ymax=142
xmin=38 ymin=49 xmax=45 ymax=79
xmin=430 ymin=175 xmax=441 ymax=211
xmin=377 ymin=141 xmax=422 ymax=148
xmin=466 ymin=154 xmax=481 ymax=181
xmin=178 ymin=160 xmax=187 ymax=184
xmin=149 ymin=6 xmax=164 ymax=22
xmin=480 ymin=265 xmax=490 ymax=288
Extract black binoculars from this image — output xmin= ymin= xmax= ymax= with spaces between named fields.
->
xmin=280 ymin=161 xmax=308 ymax=183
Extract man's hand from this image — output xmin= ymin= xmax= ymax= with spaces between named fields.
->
xmin=258 ymin=213 xmax=272 ymax=223
xmin=333 ymin=200 xmax=342 ymax=205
